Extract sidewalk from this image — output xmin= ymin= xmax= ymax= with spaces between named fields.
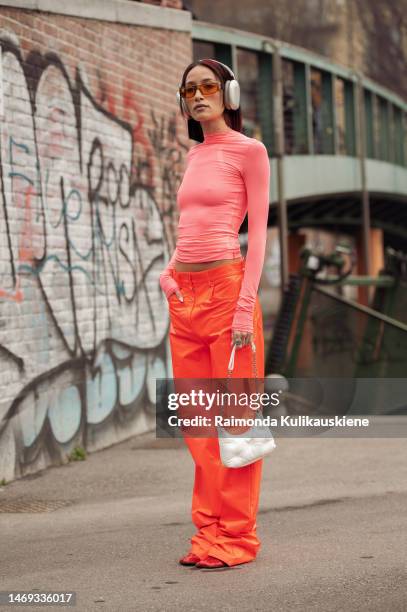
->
xmin=1 ymin=432 xmax=406 ymax=611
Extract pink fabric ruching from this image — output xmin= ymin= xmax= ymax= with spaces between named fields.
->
xmin=159 ymin=128 xmax=270 ymax=334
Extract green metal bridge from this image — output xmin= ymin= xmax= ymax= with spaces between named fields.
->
xmin=192 ymin=22 xmax=407 ymax=396
xmin=192 ymin=21 xmax=407 ymax=286
xmin=267 ymin=246 xmax=407 ymax=376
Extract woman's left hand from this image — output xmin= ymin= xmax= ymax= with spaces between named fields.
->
xmin=231 ymin=330 xmax=253 ymax=348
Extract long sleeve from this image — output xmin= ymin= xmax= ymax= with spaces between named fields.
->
xmin=231 ymin=139 xmax=270 ymax=334
xmin=159 ymin=247 xmax=180 ymax=299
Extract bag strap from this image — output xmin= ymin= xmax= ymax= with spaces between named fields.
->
xmin=227 ymin=341 xmax=257 ymax=378
xmin=223 ymin=340 xmax=261 ymax=417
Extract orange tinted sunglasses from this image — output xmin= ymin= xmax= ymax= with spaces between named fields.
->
xmin=180 ymin=80 xmax=223 ymax=99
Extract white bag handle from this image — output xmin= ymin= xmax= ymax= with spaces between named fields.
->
xmin=228 ymin=340 xmax=256 ymax=374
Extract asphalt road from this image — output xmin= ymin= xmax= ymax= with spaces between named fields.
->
xmin=1 ymin=433 xmax=406 ymax=611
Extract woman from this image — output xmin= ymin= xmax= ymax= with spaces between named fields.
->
xmin=159 ymin=58 xmax=270 ymax=569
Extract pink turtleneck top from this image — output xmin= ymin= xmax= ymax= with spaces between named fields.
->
xmin=159 ymin=128 xmax=270 ymax=333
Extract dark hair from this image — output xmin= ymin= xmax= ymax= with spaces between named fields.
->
xmin=178 ymin=58 xmax=242 ymax=142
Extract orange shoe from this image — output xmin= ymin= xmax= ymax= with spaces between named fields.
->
xmin=195 ymin=556 xmax=228 ymax=569
xmin=179 ymin=552 xmax=201 ymax=566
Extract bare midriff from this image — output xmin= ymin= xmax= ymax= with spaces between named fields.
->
xmin=173 ymin=256 xmax=242 ymax=272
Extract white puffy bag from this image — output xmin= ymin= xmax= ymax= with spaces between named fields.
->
xmin=217 ymin=341 xmax=276 ymax=468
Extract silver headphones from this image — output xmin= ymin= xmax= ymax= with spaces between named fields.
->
xmin=176 ymin=59 xmax=240 ymax=117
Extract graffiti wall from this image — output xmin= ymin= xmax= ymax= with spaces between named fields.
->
xmin=0 ymin=19 xmax=188 ymax=481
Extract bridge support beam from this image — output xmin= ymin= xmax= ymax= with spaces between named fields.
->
xmin=269 ymin=41 xmax=289 ymax=295
xmin=288 ymin=232 xmax=306 ymax=274
xmin=355 ymin=73 xmax=372 ymax=280
xmin=356 ymin=228 xmax=385 ymax=305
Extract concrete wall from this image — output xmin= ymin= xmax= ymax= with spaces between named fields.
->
xmin=188 ymin=0 xmax=407 ymax=100
xmin=141 ymin=0 xmax=183 ymax=7
xmin=0 ymin=1 xmax=191 ymax=482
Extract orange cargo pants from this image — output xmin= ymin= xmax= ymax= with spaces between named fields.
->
xmin=167 ymin=257 xmax=264 ymax=567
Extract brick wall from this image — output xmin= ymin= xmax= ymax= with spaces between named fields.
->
xmin=0 ymin=4 xmax=191 ymax=482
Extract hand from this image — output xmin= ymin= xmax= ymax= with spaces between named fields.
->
xmin=231 ymin=330 xmax=253 ymax=348
xmin=169 ymin=288 xmax=184 ymax=303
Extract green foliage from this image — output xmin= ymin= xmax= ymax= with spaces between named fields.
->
xmin=68 ymin=446 xmax=87 ymax=462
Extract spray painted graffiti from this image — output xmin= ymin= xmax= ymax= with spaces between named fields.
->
xmin=0 ymin=37 xmax=184 ymax=480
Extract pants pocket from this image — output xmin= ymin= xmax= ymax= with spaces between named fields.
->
xmin=169 ymin=286 xmax=190 ymax=335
